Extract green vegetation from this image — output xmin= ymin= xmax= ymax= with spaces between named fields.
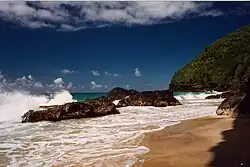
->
xmin=170 ymin=25 xmax=250 ymax=91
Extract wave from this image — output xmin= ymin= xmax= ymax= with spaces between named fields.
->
xmin=174 ymin=91 xmax=222 ymax=102
xmin=0 ymin=89 xmax=76 ymax=122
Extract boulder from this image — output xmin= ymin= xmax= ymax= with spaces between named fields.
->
xmin=216 ymin=78 xmax=250 ymax=118
xmin=22 ymin=102 xmax=119 ymax=123
xmin=216 ymin=95 xmax=244 ymax=117
xmin=107 ymin=87 xmax=138 ymax=100
xmin=117 ymin=90 xmax=181 ymax=107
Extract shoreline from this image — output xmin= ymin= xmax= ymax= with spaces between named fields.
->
xmin=132 ymin=116 xmax=250 ymax=167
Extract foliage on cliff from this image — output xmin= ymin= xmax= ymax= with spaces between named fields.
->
xmin=170 ymin=25 xmax=250 ymax=91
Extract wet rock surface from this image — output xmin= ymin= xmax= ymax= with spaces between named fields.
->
xmin=21 ymin=87 xmax=181 ymax=123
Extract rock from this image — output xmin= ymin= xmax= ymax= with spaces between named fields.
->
xmin=21 ymin=102 xmax=119 ymax=123
xmin=216 ymin=79 xmax=250 ymax=118
xmin=22 ymin=88 xmax=181 ymax=123
xmin=205 ymin=92 xmax=236 ymax=99
xmin=107 ymin=87 xmax=138 ymax=100
xmin=117 ymin=90 xmax=181 ymax=107
xmin=216 ymin=95 xmax=244 ymax=117
xmin=93 ymin=103 xmax=119 ymax=117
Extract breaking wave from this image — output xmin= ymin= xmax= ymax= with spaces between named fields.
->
xmin=174 ymin=91 xmax=222 ymax=103
xmin=0 ymin=89 xmax=76 ymax=122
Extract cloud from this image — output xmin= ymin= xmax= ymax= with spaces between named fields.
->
xmin=0 ymin=71 xmax=85 ymax=92
xmin=199 ymin=9 xmax=224 ymax=17
xmin=135 ymin=68 xmax=142 ymax=77
xmin=27 ymin=75 xmax=33 ymax=80
xmin=53 ymin=77 xmax=64 ymax=86
xmin=61 ymin=69 xmax=76 ymax=74
xmin=0 ymin=2 xmax=224 ymax=30
xmin=104 ymin=71 xmax=119 ymax=77
xmin=126 ymin=85 xmax=130 ymax=88
xmin=67 ymin=82 xmax=73 ymax=89
xmin=90 ymin=81 xmax=102 ymax=89
xmin=91 ymin=70 xmax=100 ymax=76
xmin=34 ymin=82 xmax=43 ymax=88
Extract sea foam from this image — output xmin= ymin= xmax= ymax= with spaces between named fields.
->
xmin=0 ymin=90 xmax=223 ymax=166
xmin=0 ymin=89 xmax=76 ymax=122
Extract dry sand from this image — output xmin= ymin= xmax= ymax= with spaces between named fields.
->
xmin=133 ymin=116 xmax=250 ymax=167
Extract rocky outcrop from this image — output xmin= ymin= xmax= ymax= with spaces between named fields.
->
xmin=216 ymin=79 xmax=250 ymax=118
xmin=22 ymin=87 xmax=181 ymax=123
xmin=117 ymin=90 xmax=181 ymax=107
xmin=22 ymin=102 xmax=119 ymax=123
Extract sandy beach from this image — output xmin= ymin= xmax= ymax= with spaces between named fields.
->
xmin=133 ymin=116 xmax=250 ymax=167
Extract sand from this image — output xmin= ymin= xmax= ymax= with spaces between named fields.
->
xmin=133 ymin=116 xmax=250 ymax=167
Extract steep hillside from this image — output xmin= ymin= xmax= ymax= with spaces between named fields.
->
xmin=169 ymin=25 xmax=250 ymax=92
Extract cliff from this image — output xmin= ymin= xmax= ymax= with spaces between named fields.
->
xmin=170 ymin=25 xmax=250 ymax=92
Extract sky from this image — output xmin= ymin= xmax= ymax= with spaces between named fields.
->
xmin=0 ymin=1 xmax=250 ymax=92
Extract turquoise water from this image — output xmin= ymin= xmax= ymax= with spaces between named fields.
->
xmin=71 ymin=93 xmax=107 ymax=102
xmin=71 ymin=92 xmax=215 ymax=102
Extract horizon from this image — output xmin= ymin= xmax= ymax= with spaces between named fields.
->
xmin=1 ymin=2 xmax=250 ymax=93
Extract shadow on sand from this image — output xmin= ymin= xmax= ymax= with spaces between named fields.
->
xmin=208 ymin=79 xmax=250 ymax=167
xmin=208 ymin=118 xmax=250 ymax=167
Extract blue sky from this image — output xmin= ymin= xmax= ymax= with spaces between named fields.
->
xmin=0 ymin=2 xmax=250 ymax=92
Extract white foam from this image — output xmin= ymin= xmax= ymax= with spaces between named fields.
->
xmin=174 ymin=91 xmax=223 ymax=103
xmin=0 ymin=89 xmax=75 ymax=122
xmin=113 ymin=99 xmax=120 ymax=105
xmin=0 ymin=90 xmax=224 ymax=166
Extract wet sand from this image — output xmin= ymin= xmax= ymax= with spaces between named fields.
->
xmin=133 ymin=116 xmax=250 ymax=167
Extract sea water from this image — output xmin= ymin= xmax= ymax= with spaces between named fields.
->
xmin=0 ymin=90 xmax=223 ymax=167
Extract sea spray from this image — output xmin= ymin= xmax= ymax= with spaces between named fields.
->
xmin=0 ymin=89 xmax=76 ymax=122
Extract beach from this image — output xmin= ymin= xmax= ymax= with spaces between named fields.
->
xmin=133 ymin=116 xmax=250 ymax=167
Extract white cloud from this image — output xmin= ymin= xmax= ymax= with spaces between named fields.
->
xmin=53 ymin=77 xmax=64 ymax=86
xmin=67 ymin=82 xmax=73 ymax=89
xmin=126 ymin=85 xmax=130 ymax=88
xmin=27 ymin=75 xmax=33 ymax=80
xmin=135 ymin=68 xmax=142 ymax=77
xmin=90 ymin=81 xmax=102 ymax=89
xmin=61 ymin=69 xmax=76 ymax=74
xmin=0 ymin=2 xmax=223 ymax=30
xmin=104 ymin=71 xmax=119 ymax=77
xmin=91 ymin=70 xmax=100 ymax=76
xmin=34 ymin=82 xmax=43 ymax=88
xmin=0 ymin=72 xmax=85 ymax=92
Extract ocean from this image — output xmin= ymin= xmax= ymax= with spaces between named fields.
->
xmin=0 ymin=90 xmax=223 ymax=167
